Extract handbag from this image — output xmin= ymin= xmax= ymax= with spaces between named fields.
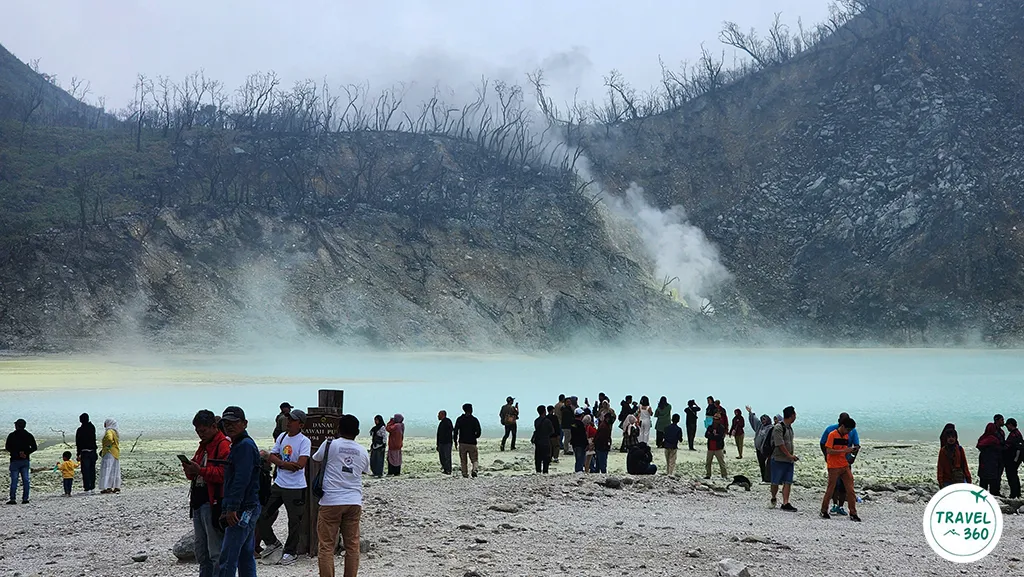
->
xmin=312 ymin=439 xmax=332 ymax=499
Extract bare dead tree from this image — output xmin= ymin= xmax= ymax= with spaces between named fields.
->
xmin=49 ymin=428 xmax=73 ymax=448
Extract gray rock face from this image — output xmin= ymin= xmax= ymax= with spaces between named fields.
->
xmin=587 ymin=0 xmax=1024 ymax=344
xmin=172 ymin=531 xmax=196 ymax=562
xmin=717 ymin=558 xmax=751 ymax=577
xmin=896 ymin=494 xmax=919 ymax=504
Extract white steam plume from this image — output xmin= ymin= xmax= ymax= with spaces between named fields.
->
xmin=613 ymin=183 xmax=731 ymax=308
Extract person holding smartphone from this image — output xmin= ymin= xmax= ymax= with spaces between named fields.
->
xmin=182 ymin=410 xmax=231 ymax=577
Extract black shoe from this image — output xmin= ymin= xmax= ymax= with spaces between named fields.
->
xmin=820 ymin=511 xmax=831 ymax=519
xmin=471 ymin=470 xmax=478 ymax=478
xmin=21 ymin=499 xmax=29 ymax=504
xmin=850 ymin=514 xmax=862 ymax=522
xmin=5 ymin=500 xmax=15 ymax=505
xmin=780 ymin=503 xmax=797 ymax=512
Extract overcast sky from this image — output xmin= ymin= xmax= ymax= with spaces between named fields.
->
xmin=1 ymin=0 xmax=832 ymax=110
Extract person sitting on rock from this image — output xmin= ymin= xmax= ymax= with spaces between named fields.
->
xmin=626 ymin=442 xmax=657 ymax=475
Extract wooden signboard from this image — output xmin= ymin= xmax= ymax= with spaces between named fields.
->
xmin=305 ymin=389 xmax=344 ymax=557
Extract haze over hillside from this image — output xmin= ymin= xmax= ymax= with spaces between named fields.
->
xmin=1 ymin=0 xmax=1022 ymax=351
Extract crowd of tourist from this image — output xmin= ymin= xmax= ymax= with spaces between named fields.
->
xmin=4 ymin=394 xmax=1022 ymax=577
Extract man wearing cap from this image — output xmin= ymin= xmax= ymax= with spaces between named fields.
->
xmin=273 ymin=402 xmax=293 ymax=440
xmin=5 ymin=419 xmax=37 ymax=505
xmin=258 ymin=408 xmax=310 ymax=565
xmin=216 ymin=406 xmax=261 ymax=577
xmin=499 ymin=397 xmax=519 ymax=452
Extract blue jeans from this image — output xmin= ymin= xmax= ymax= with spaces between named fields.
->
xmin=217 ymin=504 xmax=260 ymax=577
xmin=594 ymin=451 xmax=609 ymax=474
xmin=9 ymin=460 xmax=29 ymax=502
xmin=574 ymin=447 xmax=587 ymax=472
xmin=194 ymin=502 xmax=224 ymax=577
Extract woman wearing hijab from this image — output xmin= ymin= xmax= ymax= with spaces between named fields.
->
xmin=976 ymin=422 xmax=1004 ymax=495
xmin=938 ymin=426 xmax=971 ymax=488
xmin=653 ymin=396 xmax=672 ymax=448
xmin=620 ymin=414 xmax=640 ymax=453
xmin=369 ymin=415 xmax=387 ymax=478
xmin=99 ymin=418 xmax=121 ymax=494
xmin=386 ymin=414 xmax=405 ymax=476
xmin=637 ymin=396 xmax=653 ymax=445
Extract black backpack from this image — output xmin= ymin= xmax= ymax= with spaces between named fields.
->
xmin=760 ymin=423 xmax=779 ymax=456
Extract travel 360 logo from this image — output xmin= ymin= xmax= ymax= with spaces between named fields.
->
xmin=923 ymin=484 xmax=1003 ymax=563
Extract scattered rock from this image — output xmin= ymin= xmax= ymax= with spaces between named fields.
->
xmin=686 ymin=549 xmax=701 ymax=558
xmin=474 ymin=537 xmax=488 ymax=544
xmin=621 ymin=477 xmax=634 ymax=486
xmin=604 ymin=476 xmax=622 ymax=489
xmin=172 ymin=532 xmax=196 ymax=561
xmin=463 ymin=570 xmax=483 ymax=577
xmin=458 ymin=524 xmax=475 ymax=530
xmin=131 ymin=554 xmax=148 ymax=562
xmin=896 ymin=494 xmax=919 ymax=504
xmin=488 ymin=503 xmax=519 ymax=514
xmin=1018 ymin=506 xmax=1024 ymax=515
xmin=865 ymin=483 xmax=895 ymax=492
xmin=740 ymin=536 xmax=769 ymax=544
xmin=360 ymin=539 xmax=371 ymax=554
xmin=717 ymin=558 xmax=751 ymax=577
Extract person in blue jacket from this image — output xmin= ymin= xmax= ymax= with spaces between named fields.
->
xmin=217 ymin=406 xmax=262 ymax=577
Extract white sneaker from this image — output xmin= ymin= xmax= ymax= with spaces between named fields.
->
xmin=279 ymin=553 xmax=298 ymax=565
xmin=260 ymin=542 xmax=282 ymax=559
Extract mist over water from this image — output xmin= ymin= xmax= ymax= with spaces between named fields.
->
xmin=4 ymin=349 xmax=1022 ymax=444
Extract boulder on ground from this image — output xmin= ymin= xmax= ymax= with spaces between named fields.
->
xmin=172 ymin=531 xmax=196 ymax=562
xmin=717 ymin=558 xmax=751 ymax=577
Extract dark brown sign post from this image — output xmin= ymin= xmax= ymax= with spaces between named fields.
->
xmin=305 ymin=389 xmax=344 ymax=557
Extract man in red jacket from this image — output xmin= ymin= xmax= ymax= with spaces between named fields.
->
xmin=182 ymin=409 xmax=232 ymax=577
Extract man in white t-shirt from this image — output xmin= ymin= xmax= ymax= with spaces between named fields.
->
xmin=257 ymin=409 xmax=310 ymax=565
xmin=313 ymin=414 xmax=370 ymax=577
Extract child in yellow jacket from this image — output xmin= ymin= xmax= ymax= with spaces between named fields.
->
xmin=57 ymin=451 xmax=79 ymax=496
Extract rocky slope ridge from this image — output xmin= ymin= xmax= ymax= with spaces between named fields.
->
xmin=0 ymin=151 xmax=721 ymax=351
xmin=587 ymin=0 xmax=1024 ymax=343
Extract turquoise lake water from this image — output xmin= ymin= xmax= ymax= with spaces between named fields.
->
xmin=3 ymin=348 xmax=1022 ymax=442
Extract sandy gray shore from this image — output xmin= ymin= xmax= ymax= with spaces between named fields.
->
xmin=1 ymin=460 xmax=1021 ymax=577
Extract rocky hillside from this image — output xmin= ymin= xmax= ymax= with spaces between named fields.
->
xmin=0 ymin=134 xmax=724 ymax=351
xmin=587 ymin=0 xmax=1024 ymax=343
xmin=3 ymin=0 xmax=1024 ymax=349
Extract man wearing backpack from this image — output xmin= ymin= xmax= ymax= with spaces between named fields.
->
xmin=770 ymin=406 xmax=799 ymax=512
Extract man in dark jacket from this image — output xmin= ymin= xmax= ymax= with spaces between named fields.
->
xmin=5 ymin=419 xmax=37 ymax=505
xmin=546 ymin=406 xmax=561 ymax=464
xmin=532 ymin=405 xmax=555 ymax=474
xmin=216 ymin=406 xmax=261 ymax=576
xmin=1005 ymin=418 xmax=1023 ymax=499
xmin=684 ymin=400 xmax=700 ymax=451
xmin=454 ymin=404 xmax=482 ymax=478
xmin=436 ymin=410 xmax=454 ymax=475
xmin=183 ymin=409 xmax=231 ymax=577
xmin=664 ymin=414 xmax=684 ymax=476
xmin=76 ymin=413 xmax=98 ymax=493
xmin=626 ymin=442 xmax=657 ymax=475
